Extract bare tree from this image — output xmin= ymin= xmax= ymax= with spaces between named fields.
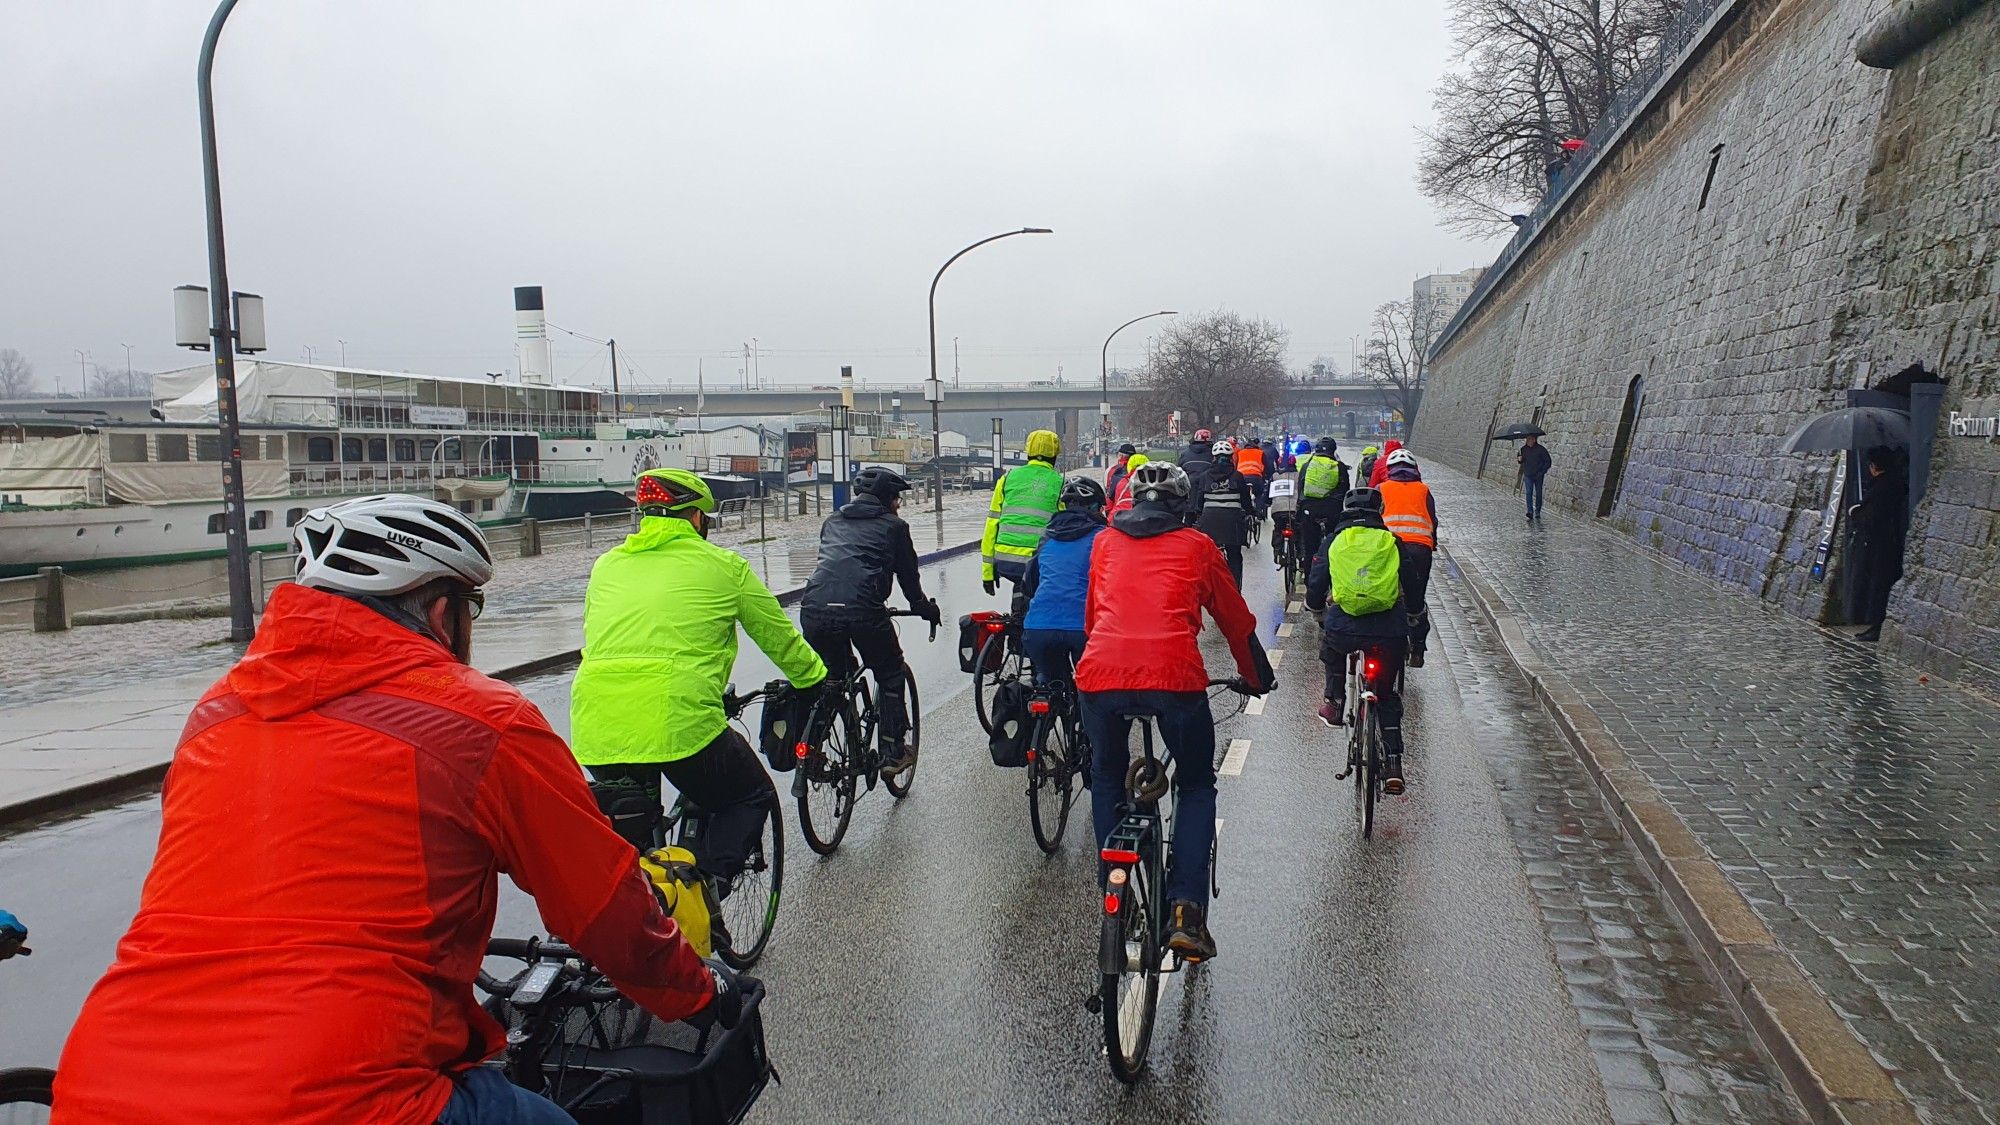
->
xmin=1359 ymin=294 xmax=1445 ymax=436
xmin=87 ymin=362 xmax=151 ymax=398
xmin=0 ymin=349 xmax=38 ymax=398
xmin=1129 ymin=312 xmax=1290 ymax=437
xmin=1420 ymin=0 xmax=1687 ymax=231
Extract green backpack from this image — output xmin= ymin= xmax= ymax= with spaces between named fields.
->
xmin=1327 ymin=526 xmax=1401 ymax=616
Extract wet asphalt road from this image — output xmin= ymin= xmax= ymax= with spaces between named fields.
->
xmin=0 ymin=544 xmax=1800 ymax=1122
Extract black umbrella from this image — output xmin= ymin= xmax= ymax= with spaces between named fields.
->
xmin=1491 ymin=423 xmax=1546 ymax=440
xmin=1780 ymin=406 xmax=1910 ymax=454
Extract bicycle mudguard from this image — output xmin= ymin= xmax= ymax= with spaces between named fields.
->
xmin=1100 ymin=884 xmax=1132 ymax=976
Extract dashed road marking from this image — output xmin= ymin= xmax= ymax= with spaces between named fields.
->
xmin=1219 ymin=738 xmax=1251 ymax=777
xmin=1277 ymin=622 xmax=1295 ymax=638
xmin=1268 ymin=649 xmax=1285 ymax=667
xmin=1245 ymin=696 xmax=1266 ymax=716
xmin=1288 ymin=600 xmax=1304 ymax=614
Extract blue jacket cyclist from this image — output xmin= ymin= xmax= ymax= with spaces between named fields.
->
xmin=1017 ymin=476 xmax=1107 ymax=686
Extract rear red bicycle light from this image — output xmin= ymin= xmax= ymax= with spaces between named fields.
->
xmin=1103 ymin=891 xmax=1120 ymax=915
xmin=1025 ymin=748 xmax=1037 ymax=763
xmin=983 ymin=622 xmax=1005 ymax=634
xmin=1100 ymin=847 xmax=1140 ymax=865
xmin=1282 ymin=527 xmax=1292 ymax=538
xmin=794 ymin=741 xmax=809 ymax=760
xmin=1028 ymin=700 xmax=1050 ymax=715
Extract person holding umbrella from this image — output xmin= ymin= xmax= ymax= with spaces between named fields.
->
xmin=1519 ymin=434 xmax=1552 ymax=521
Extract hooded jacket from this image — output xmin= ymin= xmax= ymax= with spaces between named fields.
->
xmin=1368 ymin=439 xmax=1405 ymax=488
xmin=1076 ymin=502 xmax=1271 ymax=693
xmin=802 ymin=494 xmax=926 ymax=615
xmin=1021 ymin=508 xmax=1106 ymax=633
xmin=1193 ymin=461 xmax=1256 ymax=547
xmin=1305 ymin=510 xmax=1408 ymax=639
xmin=54 ymin=584 xmax=713 ymax=1125
xmin=572 ymin=515 xmax=826 ymax=766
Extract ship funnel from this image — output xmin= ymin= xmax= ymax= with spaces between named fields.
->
xmin=515 ymin=286 xmax=552 ymax=386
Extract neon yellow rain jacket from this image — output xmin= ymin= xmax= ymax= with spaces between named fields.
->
xmin=571 ymin=516 xmax=826 ymax=765
xmin=980 ymin=459 xmax=1063 ymax=581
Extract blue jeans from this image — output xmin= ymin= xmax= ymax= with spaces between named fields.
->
xmin=1021 ymin=628 xmax=1087 ymax=686
xmin=1080 ymin=690 xmax=1217 ymax=909
xmin=435 ymin=1067 xmax=575 ymax=1124
xmin=1524 ymin=475 xmax=1544 ymax=518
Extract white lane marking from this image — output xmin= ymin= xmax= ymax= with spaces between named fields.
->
xmin=1219 ymin=738 xmax=1251 ymax=777
xmin=1277 ymin=622 xmax=1295 ymax=638
xmin=1245 ymin=696 xmax=1266 ymax=716
xmin=1288 ymin=600 xmax=1304 ymax=614
xmin=1268 ymin=649 xmax=1285 ymax=667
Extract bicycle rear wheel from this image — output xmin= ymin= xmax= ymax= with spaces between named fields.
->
xmin=972 ymin=631 xmax=1017 ymax=735
xmin=885 ymin=662 xmax=919 ymax=799
xmin=796 ymin=702 xmax=858 ymax=855
xmin=714 ymin=796 xmax=784 ymax=969
xmin=1101 ymin=861 xmax=1161 ymax=1083
xmin=0 ymin=1068 xmax=54 ymax=1123
xmin=1360 ymin=703 xmax=1379 ymax=839
xmin=1027 ymin=710 xmax=1077 ymax=853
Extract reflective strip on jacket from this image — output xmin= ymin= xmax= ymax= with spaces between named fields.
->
xmin=572 ymin=515 xmax=826 ymax=765
xmin=980 ymin=460 xmax=1063 ymax=579
xmin=1378 ymin=478 xmax=1436 ymax=548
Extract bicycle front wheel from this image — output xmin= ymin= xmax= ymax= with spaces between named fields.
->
xmin=1102 ymin=863 xmax=1161 ymax=1084
xmin=885 ymin=662 xmax=919 ymax=799
xmin=1027 ymin=710 xmax=1077 ymax=853
xmin=796 ymin=704 xmax=858 ymax=855
xmin=715 ymin=795 xmax=784 ymax=969
xmin=0 ymin=1067 xmax=55 ymax=1123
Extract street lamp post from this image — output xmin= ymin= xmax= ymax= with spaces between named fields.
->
xmin=926 ymin=227 xmax=1052 ymax=515
xmin=1100 ymin=310 xmax=1177 ymax=467
xmin=198 ymin=0 xmax=257 ymax=642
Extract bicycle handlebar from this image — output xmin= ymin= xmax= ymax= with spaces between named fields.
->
xmin=821 ymin=604 xmax=940 ymax=641
xmin=479 ymin=937 xmax=621 ymax=1003
xmin=723 ymin=678 xmax=791 ymax=718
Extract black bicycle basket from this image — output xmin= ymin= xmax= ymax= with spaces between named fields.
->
xmin=483 ymin=979 xmax=773 ymax=1125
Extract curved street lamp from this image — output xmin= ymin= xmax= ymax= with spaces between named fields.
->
xmin=926 ymin=227 xmax=1053 ymax=514
xmin=1100 ymin=310 xmax=1177 ymax=465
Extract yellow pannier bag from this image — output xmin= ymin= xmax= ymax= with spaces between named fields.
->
xmin=637 ymin=844 xmax=713 ymax=958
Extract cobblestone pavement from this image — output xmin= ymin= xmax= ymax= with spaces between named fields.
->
xmin=1424 ymin=461 xmax=2000 ymax=1123
xmin=0 ymin=493 xmax=994 ymax=711
xmin=1429 ymin=577 xmax=1804 ymax=1123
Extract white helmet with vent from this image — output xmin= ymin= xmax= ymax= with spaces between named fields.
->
xmin=293 ymin=494 xmax=495 ymax=596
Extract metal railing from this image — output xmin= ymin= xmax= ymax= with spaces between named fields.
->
xmin=1429 ymin=0 xmax=1741 ymax=359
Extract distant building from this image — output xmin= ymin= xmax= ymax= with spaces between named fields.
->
xmin=1414 ymin=268 xmax=1485 ymax=327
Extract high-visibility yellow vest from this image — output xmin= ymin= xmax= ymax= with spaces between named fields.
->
xmin=1301 ymin=454 xmax=1344 ymax=500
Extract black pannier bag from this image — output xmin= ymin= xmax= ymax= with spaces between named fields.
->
xmin=988 ymin=678 xmax=1032 ymax=767
xmin=957 ymin=611 xmax=1009 ymax=673
xmin=757 ymin=684 xmax=812 ymax=773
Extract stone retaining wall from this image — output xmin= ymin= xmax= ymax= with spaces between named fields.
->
xmin=1417 ymin=0 xmax=1997 ymax=684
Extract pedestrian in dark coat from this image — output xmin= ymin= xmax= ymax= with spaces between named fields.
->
xmin=1519 ymin=435 xmax=1552 ymax=521
xmin=1849 ymin=446 xmax=1907 ymax=642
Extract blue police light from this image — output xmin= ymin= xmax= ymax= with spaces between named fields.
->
xmin=1291 ymin=439 xmax=1312 ymax=455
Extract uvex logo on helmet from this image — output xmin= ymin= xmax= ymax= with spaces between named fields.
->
xmin=384 ymin=530 xmax=427 ymax=552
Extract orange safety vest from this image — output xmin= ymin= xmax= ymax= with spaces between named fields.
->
xmin=1378 ymin=478 xmax=1435 ymax=548
xmin=1233 ymin=447 xmax=1265 ymax=477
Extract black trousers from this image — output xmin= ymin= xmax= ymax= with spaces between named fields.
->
xmin=802 ymin=611 xmax=909 ymax=740
xmin=1319 ymin=634 xmax=1407 ymax=758
xmin=1398 ymin=542 xmax=1434 ymax=653
xmin=589 ymin=726 xmax=775 ymax=882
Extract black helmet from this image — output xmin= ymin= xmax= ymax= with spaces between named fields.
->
xmin=1117 ymin=443 xmax=1137 ymax=456
xmin=1343 ymin=486 xmax=1383 ymax=514
xmin=1059 ymin=475 xmax=1107 ymax=510
xmin=1316 ymin=436 xmax=1338 ymax=455
xmin=852 ymin=466 xmax=912 ymax=501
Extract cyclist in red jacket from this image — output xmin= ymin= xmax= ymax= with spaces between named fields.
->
xmin=55 ymin=495 xmax=726 ymax=1125
xmin=1076 ymin=461 xmax=1274 ymax=962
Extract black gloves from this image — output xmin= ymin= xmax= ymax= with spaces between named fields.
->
xmin=916 ymin=597 xmax=942 ymax=626
xmin=696 ymin=959 xmax=752 ymax=1030
xmin=982 ymin=578 xmax=997 ymax=596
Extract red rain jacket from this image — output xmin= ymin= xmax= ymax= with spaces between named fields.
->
xmin=1368 ymin=439 xmax=1405 ymax=488
xmin=1077 ymin=505 xmax=1265 ymax=693
xmin=55 ymin=584 xmax=712 ymax=1125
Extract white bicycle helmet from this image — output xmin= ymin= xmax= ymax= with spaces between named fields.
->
xmin=1211 ymin=439 xmax=1235 ymax=456
xmin=293 ymin=494 xmax=495 ymax=597
xmin=1385 ymin=448 xmax=1418 ymax=469
xmin=1128 ymin=461 xmax=1192 ymax=502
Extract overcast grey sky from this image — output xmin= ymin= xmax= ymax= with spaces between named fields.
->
xmin=2 ymin=0 xmax=1497 ymax=393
